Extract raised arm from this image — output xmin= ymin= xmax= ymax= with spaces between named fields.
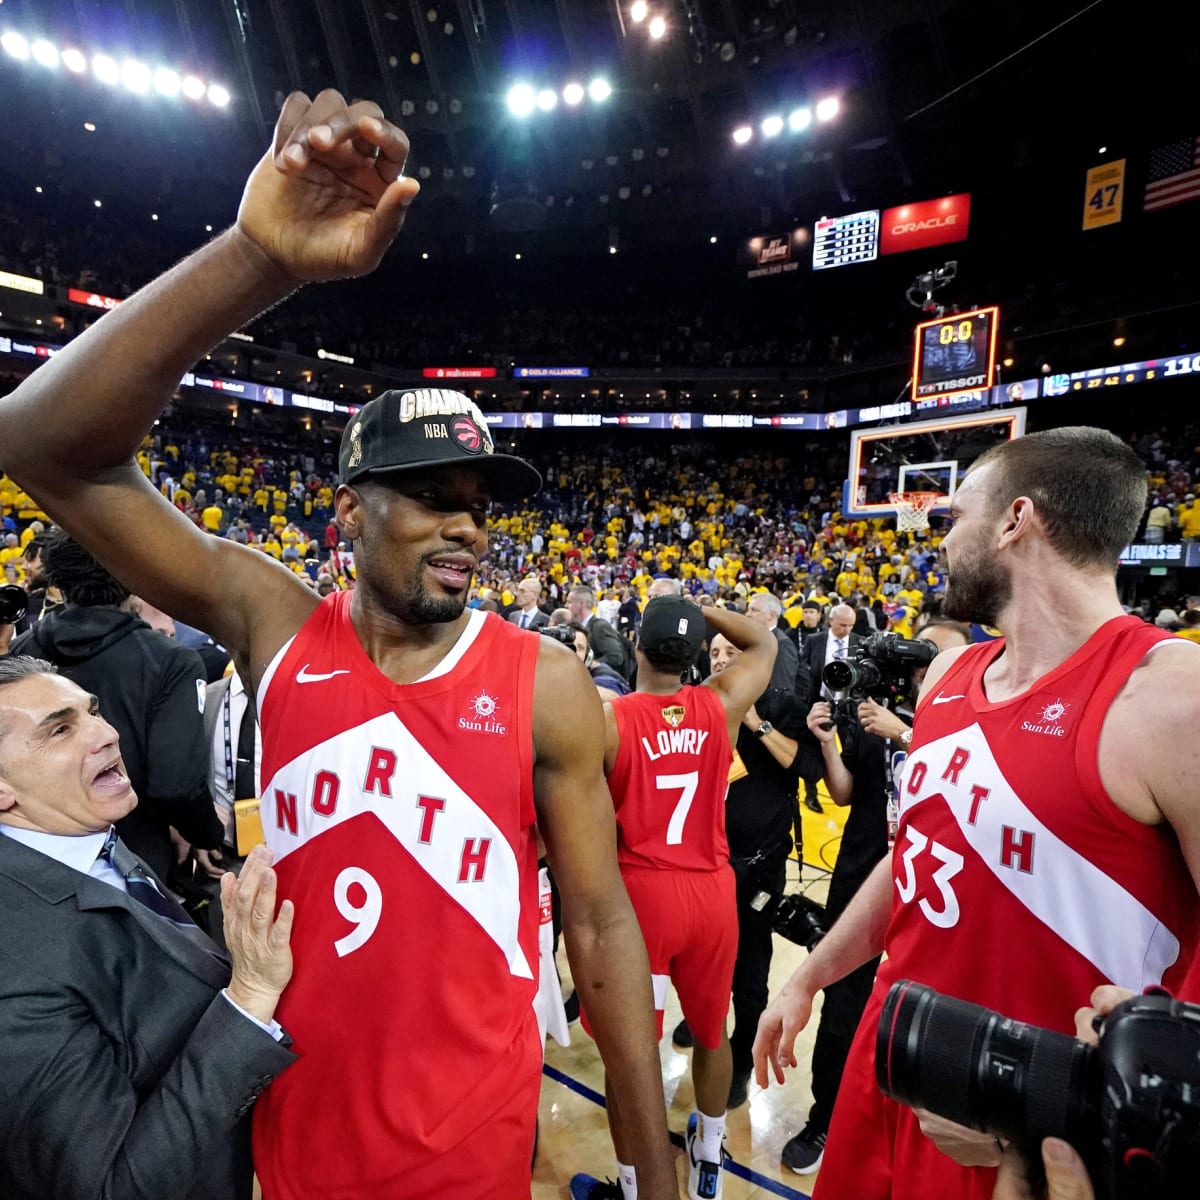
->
xmin=0 ymin=91 xmax=418 ymax=675
xmin=699 ymin=605 xmax=777 ymax=746
xmin=531 ymin=641 xmax=675 ymax=1200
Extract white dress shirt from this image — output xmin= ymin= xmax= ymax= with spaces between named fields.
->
xmin=210 ymin=671 xmax=262 ymax=832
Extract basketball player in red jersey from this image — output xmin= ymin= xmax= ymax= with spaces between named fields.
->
xmin=753 ymin=427 xmax=1200 ymax=1200
xmin=572 ymin=596 xmax=777 ymax=1200
xmin=0 ymin=92 xmax=677 ymax=1199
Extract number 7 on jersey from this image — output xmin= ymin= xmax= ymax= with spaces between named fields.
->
xmin=658 ymin=771 xmax=700 ymax=845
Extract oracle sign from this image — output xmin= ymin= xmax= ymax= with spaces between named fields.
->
xmin=880 ymin=193 xmax=971 ymax=255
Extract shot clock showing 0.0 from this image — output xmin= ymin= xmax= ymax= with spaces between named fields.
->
xmin=911 ymin=306 xmax=1000 ymax=403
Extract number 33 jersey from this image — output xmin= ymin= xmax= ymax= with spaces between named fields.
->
xmin=252 ymin=594 xmax=541 ymax=1197
xmin=882 ymin=616 xmax=1198 ymax=1031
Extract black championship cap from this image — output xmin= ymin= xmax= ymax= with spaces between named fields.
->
xmin=338 ymin=388 xmax=542 ymax=501
xmin=639 ymin=596 xmax=706 ymax=654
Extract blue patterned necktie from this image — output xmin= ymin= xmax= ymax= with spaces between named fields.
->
xmin=100 ymin=830 xmax=195 ymax=927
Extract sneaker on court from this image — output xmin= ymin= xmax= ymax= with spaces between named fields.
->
xmin=569 ymin=1174 xmax=622 ymax=1200
xmin=686 ymin=1112 xmax=725 ymax=1200
xmin=671 ymin=1018 xmax=694 ymax=1049
xmin=780 ymin=1122 xmax=827 ymax=1175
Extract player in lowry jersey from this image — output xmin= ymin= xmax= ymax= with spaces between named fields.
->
xmin=572 ymin=596 xmax=777 ymax=1200
xmin=0 ymin=91 xmax=677 ymax=1200
xmin=753 ymin=427 xmax=1200 ymax=1200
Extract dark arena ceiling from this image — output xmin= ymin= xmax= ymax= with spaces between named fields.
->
xmin=2 ymin=0 xmax=1199 ymax=257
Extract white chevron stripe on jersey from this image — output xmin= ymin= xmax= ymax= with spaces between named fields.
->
xmin=900 ymin=722 xmax=1181 ymax=991
xmin=263 ymin=709 xmax=533 ymax=979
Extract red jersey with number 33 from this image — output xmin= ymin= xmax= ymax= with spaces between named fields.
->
xmin=880 ymin=616 xmax=1199 ymax=1032
xmin=608 ymin=685 xmax=733 ymax=872
xmin=250 ymin=594 xmax=541 ymax=1199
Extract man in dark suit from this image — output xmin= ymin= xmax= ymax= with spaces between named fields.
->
xmin=746 ymin=591 xmax=802 ymax=698
xmin=567 ymin=584 xmax=633 ymax=680
xmin=508 ymin=576 xmax=549 ymax=630
xmin=802 ymin=603 xmax=861 ymax=705
xmin=0 ymin=656 xmax=296 ymax=1200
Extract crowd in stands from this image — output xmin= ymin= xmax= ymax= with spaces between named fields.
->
xmin=3 ymin=408 xmax=1198 ymax=640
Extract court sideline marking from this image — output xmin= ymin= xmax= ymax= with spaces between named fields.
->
xmin=542 ymin=1062 xmax=813 ymax=1200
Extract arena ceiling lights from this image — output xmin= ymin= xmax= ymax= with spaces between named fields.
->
xmin=732 ymin=96 xmax=839 ymax=146
xmin=0 ymin=29 xmax=232 ymax=109
xmin=506 ymin=77 xmax=611 ymax=118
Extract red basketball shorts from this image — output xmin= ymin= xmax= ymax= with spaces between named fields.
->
xmin=583 ymin=863 xmax=738 ymax=1050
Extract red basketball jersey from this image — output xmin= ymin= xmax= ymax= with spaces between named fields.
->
xmin=880 ymin=616 xmax=1198 ymax=1032
xmin=251 ymin=594 xmax=542 ymax=1198
xmin=608 ymin=685 xmax=733 ymax=871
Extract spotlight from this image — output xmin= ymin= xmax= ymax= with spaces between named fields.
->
xmin=181 ymin=74 xmax=206 ymax=99
xmin=709 ymin=235 xmax=717 ymax=244
xmin=1 ymin=32 xmax=29 ymax=61
xmin=506 ymin=82 xmax=536 ymax=117
xmin=422 ymin=252 xmax=429 ymax=259
xmin=618 ymin=185 xmax=631 ymax=199
xmin=649 ymin=15 xmax=666 ymax=39
xmin=152 ymin=213 xmax=159 ymax=221
xmin=563 ymin=81 xmax=585 ymax=105
xmin=630 ymin=0 xmax=649 ymax=22
xmin=92 ymin=54 xmax=120 ymax=85
xmin=153 ymin=67 xmax=180 ymax=96
xmin=815 ymin=95 xmax=839 ymax=122
xmin=207 ymin=83 xmax=231 ymax=107
xmin=83 ymin=121 xmax=96 ymax=132
xmin=205 ymin=224 xmax=213 ymax=232
xmin=121 ymin=59 xmax=151 ymax=94
xmin=609 ymin=245 xmax=618 ymax=254
xmin=788 ymin=107 xmax=812 ymax=132
xmin=588 ymin=77 xmax=612 ymax=102
xmin=536 ymin=87 xmax=557 ymax=111
xmin=1040 ymin=361 xmax=1051 ymax=373
xmin=31 ymin=39 xmax=59 ymax=69
xmin=1113 ymin=336 xmax=1126 ymax=348
xmin=732 ymin=125 xmax=752 ymax=145
xmin=761 ymin=114 xmax=783 ymax=138
xmin=94 ymin=199 xmax=102 ymax=208
xmin=1002 ymin=357 xmax=1014 ymax=368
xmin=61 ymin=47 xmax=87 ymax=73
xmin=515 ymin=253 xmax=522 ymax=260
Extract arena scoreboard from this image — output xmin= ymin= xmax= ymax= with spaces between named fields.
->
xmin=812 ymin=209 xmax=880 ymax=270
xmin=911 ymin=306 xmax=999 ymax=403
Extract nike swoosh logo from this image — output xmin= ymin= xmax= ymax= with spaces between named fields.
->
xmin=296 ymin=665 xmax=351 ymax=684
xmin=931 ymin=694 xmax=966 ymax=705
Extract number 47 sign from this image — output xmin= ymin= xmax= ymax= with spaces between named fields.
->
xmin=1082 ymin=158 xmax=1126 ymax=231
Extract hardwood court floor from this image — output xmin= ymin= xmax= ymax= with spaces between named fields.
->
xmin=533 ymin=795 xmax=848 ymax=1200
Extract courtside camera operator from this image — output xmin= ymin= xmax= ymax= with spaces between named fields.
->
xmin=778 ymin=620 xmax=970 ymax=1175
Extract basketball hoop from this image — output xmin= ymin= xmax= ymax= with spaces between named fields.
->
xmin=889 ymin=491 xmax=940 ymax=534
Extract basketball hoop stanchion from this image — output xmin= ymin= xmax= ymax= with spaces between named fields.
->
xmin=889 ymin=491 xmax=940 ymax=534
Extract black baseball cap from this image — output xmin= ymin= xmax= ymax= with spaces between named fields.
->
xmin=338 ymin=388 xmax=542 ymax=501
xmin=639 ymin=596 xmax=706 ymax=654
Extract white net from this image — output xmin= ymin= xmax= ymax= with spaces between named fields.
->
xmin=890 ymin=492 xmax=939 ymax=534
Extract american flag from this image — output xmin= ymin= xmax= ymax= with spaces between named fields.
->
xmin=1144 ymin=136 xmax=1200 ymax=211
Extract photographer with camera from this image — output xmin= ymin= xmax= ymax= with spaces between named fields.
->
xmin=753 ymin=429 xmax=1200 ymax=1200
xmin=779 ymin=620 xmax=970 ymax=1175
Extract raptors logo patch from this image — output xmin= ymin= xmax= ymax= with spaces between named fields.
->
xmin=661 ymin=704 xmax=686 ymax=727
xmin=450 ymin=415 xmax=485 ymax=454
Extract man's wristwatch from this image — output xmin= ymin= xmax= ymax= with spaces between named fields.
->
xmin=754 ymin=721 xmax=774 ymax=738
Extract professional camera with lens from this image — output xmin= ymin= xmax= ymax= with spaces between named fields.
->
xmin=821 ymin=631 xmax=937 ymax=712
xmin=538 ymin=625 xmax=578 ymax=649
xmin=0 ymin=584 xmax=28 ymax=626
xmin=876 ymin=980 xmax=1200 ymax=1200
xmin=771 ymin=891 xmax=828 ymax=951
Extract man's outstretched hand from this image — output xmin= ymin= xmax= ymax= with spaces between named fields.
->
xmin=237 ymin=89 xmax=420 ymax=284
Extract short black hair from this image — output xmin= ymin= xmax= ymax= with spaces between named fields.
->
xmin=42 ymin=529 xmax=130 ymax=606
xmin=639 ymin=637 xmax=696 ymax=677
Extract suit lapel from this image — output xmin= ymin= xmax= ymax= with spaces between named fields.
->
xmin=0 ymin=834 xmax=231 ymax=990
